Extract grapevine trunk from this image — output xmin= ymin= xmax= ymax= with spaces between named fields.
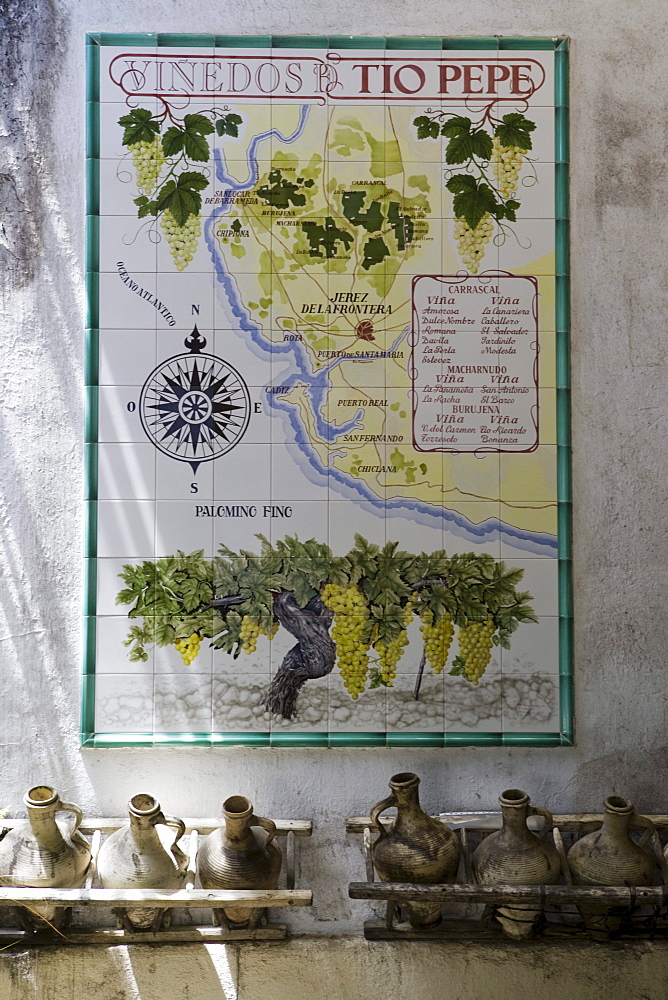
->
xmin=263 ymin=591 xmax=335 ymax=720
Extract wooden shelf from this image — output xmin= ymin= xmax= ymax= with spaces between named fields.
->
xmin=0 ymin=818 xmax=313 ymax=945
xmin=346 ymin=812 xmax=668 ymax=942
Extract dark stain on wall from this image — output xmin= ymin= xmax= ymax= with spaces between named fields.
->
xmin=0 ymin=0 xmax=66 ymax=290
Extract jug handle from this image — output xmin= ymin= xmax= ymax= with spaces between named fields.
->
xmin=251 ymin=814 xmax=277 ymax=846
xmin=529 ymin=804 xmax=554 ymax=838
xmin=162 ymin=815 xmax=186 ymax=849
xmin=631 ymin=813 xmax=656 ymax=848
xmin=57 ymin=800 xmax=84 ymax=835
xmin=370 ymin=795 xmax=396 ymax=837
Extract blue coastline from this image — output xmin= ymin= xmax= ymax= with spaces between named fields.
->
xmin=203 ymin=106 xmax=557 ymax=557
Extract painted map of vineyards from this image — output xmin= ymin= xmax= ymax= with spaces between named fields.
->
xmin=85 ymin=36 xmax=571 ymax=745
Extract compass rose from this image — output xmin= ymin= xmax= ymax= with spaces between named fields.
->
xmin=139 ymin=326 xmax=251 ymax=472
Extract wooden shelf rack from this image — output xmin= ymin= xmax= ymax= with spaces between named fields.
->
xmin=0 ymin=817 xmax=312 ymax=945
xmin=346 ymin=811 xmax=668 ymax=941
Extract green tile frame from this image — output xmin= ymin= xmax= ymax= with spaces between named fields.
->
xmin=82 ymin=35 xmax=572 ymax=749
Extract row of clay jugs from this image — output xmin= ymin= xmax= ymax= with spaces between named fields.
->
xmin=197 ymin=794 xmax=282 ymax=928
xmin=0 ymin=785 xmax=92 ymax=930
xmin=99 ymin=792 xmax=281 ymax=931
xmin=370 ymin=772 xmax=460 ymax=928
xmin=97 ymin=794 xmax=188 ymax=930
xmin=472 ymin=789 xmax=561 ymax=939
xmin=568 ymin=795 xmax=656 ymax=938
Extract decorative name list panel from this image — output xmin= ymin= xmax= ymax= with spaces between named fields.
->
xmin=83 ymin=35 xmax=571 ymax=748
xmin=411 ymin=275 xmax=539 ymax=454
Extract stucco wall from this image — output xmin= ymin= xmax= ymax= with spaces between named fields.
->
xmin=1 ymin=0 xmax=667 ymax=995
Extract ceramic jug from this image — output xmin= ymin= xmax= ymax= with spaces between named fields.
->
xmin=568 ymin=795 xmax=656 ymax=938
xmin=370 ymin=772 xmax=460 ymax=928
xmin=0 ymin=785 xmax=91 ymax=929
xmin=197 ymin=795 xmax=282 ymax=928
xmin=97 ymin=793 xmax=187 ymax=930
xmin=472 ymin=789 xmax=561 ymax=940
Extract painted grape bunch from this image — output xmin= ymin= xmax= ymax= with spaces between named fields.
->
xmin=118 ymin=107 xmax=243 ymax=270
xmin=116 ymin=536 xmax=536 ymax=720
xmin=413 ymin=110 xmax=537 ymax=273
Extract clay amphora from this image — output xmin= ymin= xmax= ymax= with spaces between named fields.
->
xmin=0 ymin=785 xmax=91 ymax=929
xmin=370 ymin=772 xmax=460 ymax=928
xmin=472 ymin=789 xmax=561 ymax=940
xmin=197 ymin=795 xmax=282 ymax=928
xmin=568 ymin=795 xmax=656 ymax=938
xmin=97 ymin=793 xmax=187 ymax=930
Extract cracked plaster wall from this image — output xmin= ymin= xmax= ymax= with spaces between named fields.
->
xmin=0 ymin=0 xmax=667 ymax=995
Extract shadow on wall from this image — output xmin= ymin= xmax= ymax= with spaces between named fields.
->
xmin=0 ymin=0 xmax=90 ymax=791
xmin=4 ymin=944 xmax=239 ymax=1000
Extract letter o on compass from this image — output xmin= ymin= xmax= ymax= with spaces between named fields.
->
xmin=139 ymin=325 xmax=251 ymax=472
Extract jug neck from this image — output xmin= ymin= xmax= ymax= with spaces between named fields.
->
xmin=223 ymin=796 xmax=256 ymax=848
xmin=389 ymin=773 xmax=424 ymax=829
xmin=601 ymin=797 xmax=634 ymax=841
xmin=499 ymin=790 xmax=532 ymax=837
xmin=25 ymin=788 xmax=67 ymax=853
xmin=127 ymin=795 xmax=166 ymax=849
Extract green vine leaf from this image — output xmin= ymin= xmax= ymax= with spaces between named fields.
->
xmin=413 ymin=115 xmax=440 ymax=140
xmin=495 ymin=113 xmax=536 ymax=151
xmin=216 ymin=113 xmax=243 ymax=137
xmin=157 ymin=171 xmax=208 ymax=225
xmin=118 ymin=108 xmax=160 ymax=146
xmin=134 ymin=196 xmax=158 ymax=218
xmin=446 ymin=175 xmax=497 ymax=230
xmin=161 ymin=114 xmax=214 ymax=161
xmin=441 ymin=117 xmax=493 ymax=164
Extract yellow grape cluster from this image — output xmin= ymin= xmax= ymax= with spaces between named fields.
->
xmin=129 ymin=137 xmax=165 ymax=194
xmin=454 ymin=213 xmax=494 ymax=274
xmin=458 ymin=618 xmax=496 ymax=685
xmin=159 ymin=210 xmax=202 ymax=271
xmin=259 ymin=619 xmax=280 ymax=640
xmin=491 ymin=137 xmax=527 ymax=200
xmin=321 ymin=583 xmax=371 ymax=699
xmin=175 ymin=632 xmax=201 ymax=666
xmin=420 ymin=609 xmax=454 ymax=675
xmin=239 ymin=617 xmax=261 ymax=654
xmin=377 ymin=629 xmax=409 ymax=685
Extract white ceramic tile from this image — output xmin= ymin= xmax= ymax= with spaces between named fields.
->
xmin=507 ymin=558 xmax=559 ymax=617
xmin=502 ymin=617 xmax=559 ymax=675
xmin=497 ymin=219 xmax=555 ymax=274
xmin=271 ymin=444 xmax=328 ymax=502
xmin=386 ymin=672 xmax=444 ymax=732
xmin=157 ymin=276 xmax=216 ymax=330
xmin=156 ymin=450 xmax=214 ymax=501
xmin=95 ymin=616 xmax=154 ymax=674
xmin=97 ymin=500 xmax=155 ymax=558
xmin=98 ymin=385 xmax=152 ymax=443
xmin=328 ymin=673 xmax=386 ymax=732
xmin=95 ymin=673 xmax=154 ymax=733
xmin=95 ymin=219 xmax=157 ymax=288
xmin=98 ymin=271 xmax=158 ymax=329
xmin=213 ymin=674 xmax=271 ymax=732
xmin=155 ymin=501 xmax=214 ymax=557
xmin=154 ymin=673 xmax=212 ymax=731
xmin=154 ymin=636 xmax=213 ymax=675
xmin=97 ymin=558 xmax=139 ymax=616
xmin=327 ymin=501 xmax=385 ymax=553
xmin=502 ymin=672 xmax=559 ymax=733
xmin=445 ymin=674 xmax=503 ymax=732
xmin=98 ymin=442 xmax=156 ymax=500
xmin=99 ymin=330 xmax=157 ymax=386
xmin=212 ymin=444 xmax=272 ymax=501
xmin=212 ymin=328 xmax=273 ymax=390
xmin=99 ymin=49 xmax=158 ymax=103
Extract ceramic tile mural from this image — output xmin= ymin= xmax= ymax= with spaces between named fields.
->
xmin=84 ymin=36 xmax=571 ymax=747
